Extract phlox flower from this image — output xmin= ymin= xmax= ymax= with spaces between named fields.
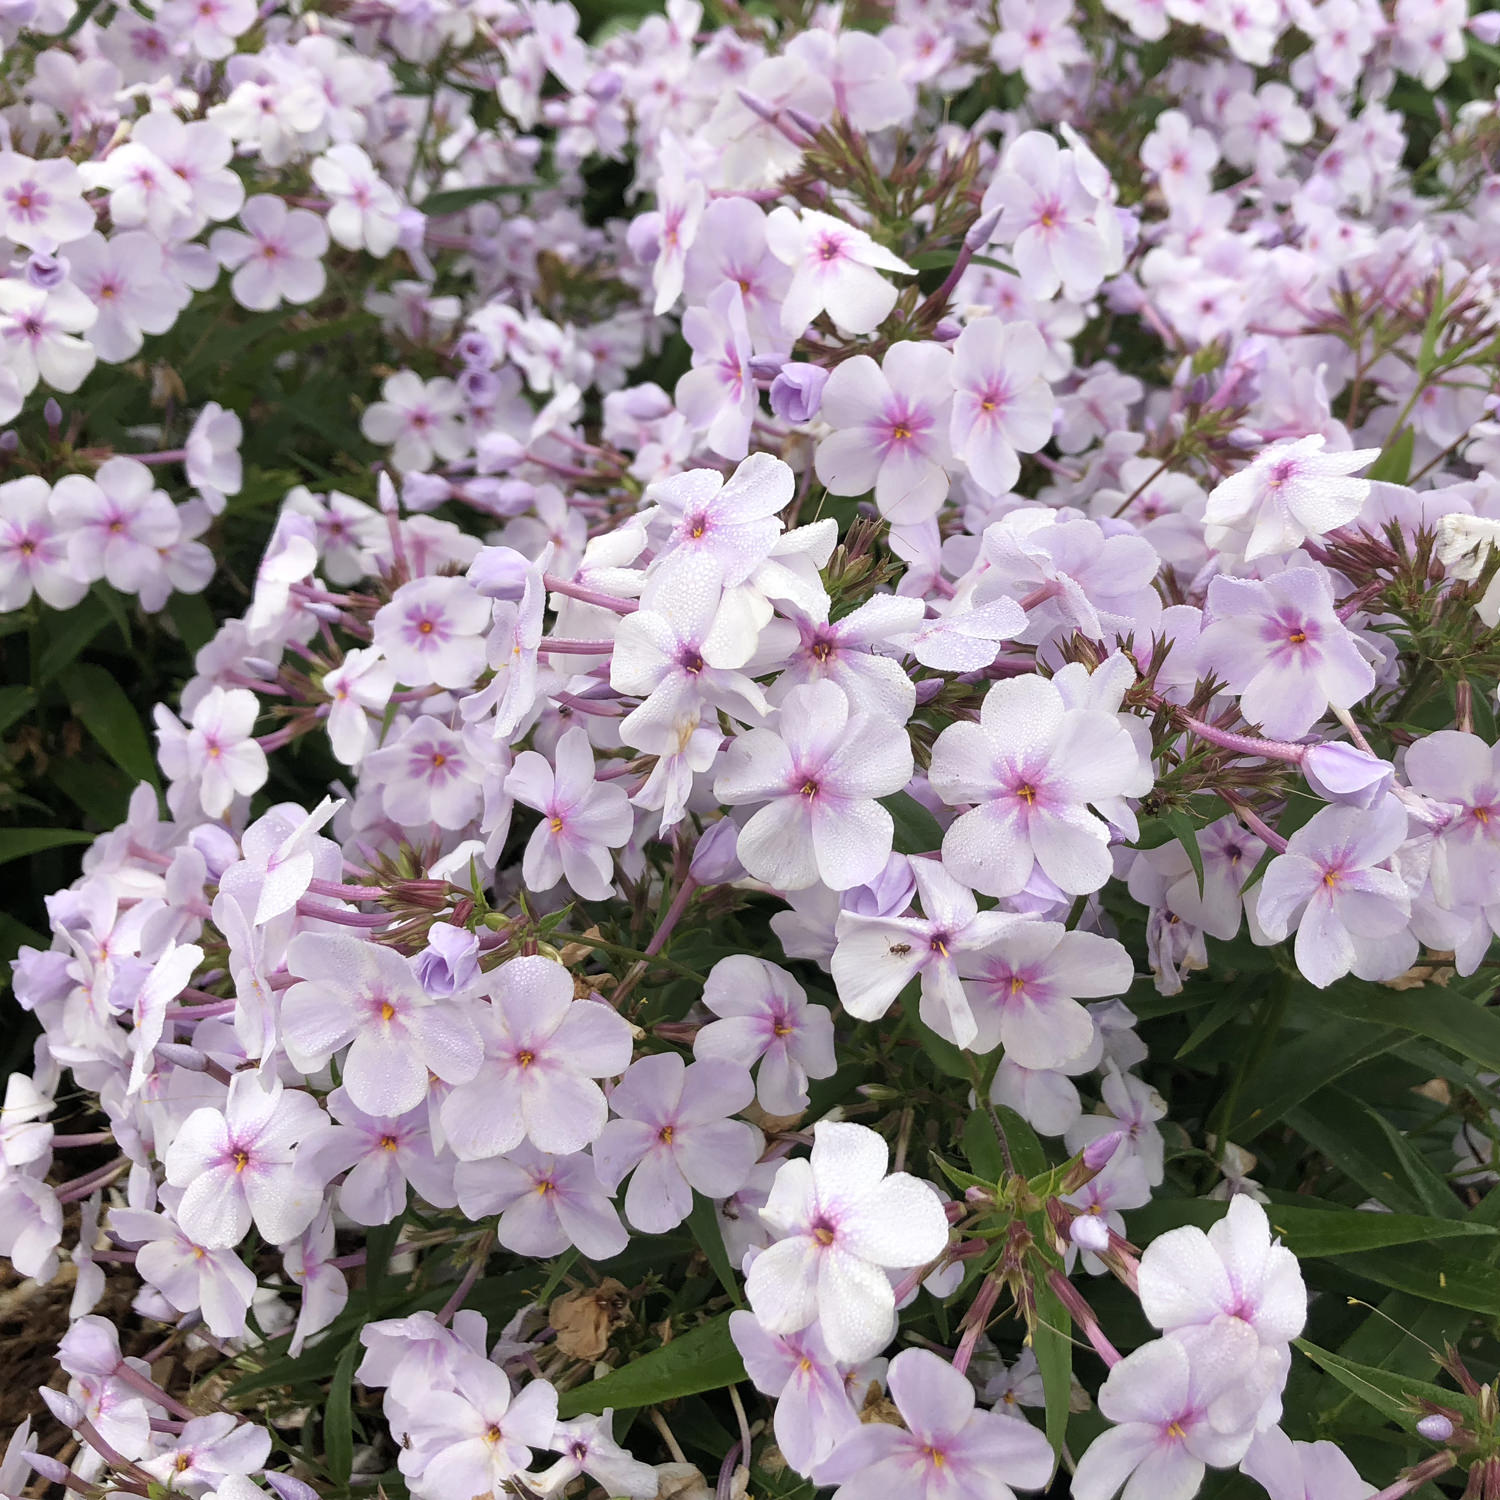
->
xmin=815 ymin=341 xmax=956 ymax=524
xmin=1255 ymin=796 xmax=1415 ymax=988
xmin=163 ymin=1073 xmax=327 ymax=1250
xmin=52 ymin=458 xmax=179 ymax=596
xmin=185 ymin=402 xmax=245 ymax=507
xmin=929 ymin=674 xmax=1143 ymax=898
xmin=210 ymin=194 xmax=330 ymax=311
xmin=988 ymin=0 xmax=1088 ymax=92
xmin=1195 ymin=568 xmax=1376 ymax=740
xmin=674 ymin=281 xmax=757 ymax=460
xmin=682 ymin=195 xmax=793 ymax=353
xmin=594 ymin=1052 xmax=761 ymax=1234
xmin=729 ymin=1313 xmax=859 ymax=1475
xmin=440 ymin=953 xmax=633 ymax=1159
xmin=454 ymin=1144 xmax=627 ymax=1261
xmin=1071 ymin=1336 xmax=1258 ymax=1500
xmin=1064 ymin=1068 xmax=1167 ymax=1185
xmin=312 ymin=143 xmax=404 ymax=255
xmin=0 ymin=153 xmax=94 ymax=249
xmin=372 ymin=575 xmax=491 ymax=689
xmin=139 ymin=1414 xmax=271 ymax=1494
xmin=527 ymin=1410 xmax=659 ymax=1500
xmin=1203 ymin=435 xmax=1378 ymax=560
xmin=950 ymin=317 xmax=1055 ymax=495
xmin=505 ymin=726 xmax=634 ymax=900
xmin=1240 ymin=1426 xmax=1375 ymax=1500
xmin=1400 ymin=730 xmax=1500 ymax=896
xmin=177 ymin=686 xmax=268 ymax=819
xmin=984 ymin=132 xmax=1115 ymax=302
xmin=110 ymin=1203 xmax=258 ymax=1340
xmin=766 ymin=206 xmax=916 ymax=339
xmin=957 ymin=921 xmax=1135 ymax=1067
xmin=155 ymin=0 xmax=255 ymax=60
xmin=67 ymin=231 xmax=180 ymax=364
xmin=282 ymin=933 xmax=484 ymax=1117
xmin=831 ymin=856 xmax=1019 ymax=1049
xmin=769 ymin=593 xmax=926 ymax=723
xmin=715 ymin=680 xmax=915 ymax=892
xmin=0 ymin=278 xmax=98 ymax=398
xmin=310 ymin=1088 xmax=456 ymax=1227
xmin=363 ymin=716 xmax=487 ymax=830
xmin=399 ymin=1355 xmax=557 ymax=1500
xmin=746 ymin=1120 xmax=950 ymax=1363
xmin=693 ymin=955 xmax=837 ymax=1115
xmin=361 ymin=371 xmax=470 ymax=473
xmin=819 ymin=1347 xmax=1054 ymax=1500
xmin=0 ymin=476 xmax=87 ymax=612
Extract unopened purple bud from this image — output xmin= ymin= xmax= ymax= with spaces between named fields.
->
xmin=377 ymin=471 xmax=399 ymax=513
xmin=23 ymin=1454 xmax=70 ymax=1483
xmin=414 ymin=922 xmax=480 ymax=998
xmin=843 ymin=853 xmax=916 ymax=917
xmin=402 ymin=473 xmax=453 ymax=513
xmin=43 ymin=398 xmax=62 ymax=432
xmin=476 ymin=431 xmax=524 ymax=474
xmin=587 ymin=67 xmax=624 ymax=102
xmin=689 ymin=818 xmax=744 ymax=885
xmin=1302 ymin=742 xmax=1394 ymax=810
xmin=964 ymin=205 xmax=1003 ymax=251
xmin=155 ymin=1042 xmax=208 ymax=1070
xmin=468 ymin=544 xmax=531 ymax=600
xmin=460 ymin=367 xmax=502 ymax=404
xmin=454 ymin=330 xmax=495 ymax=367
xmin=1186 ymin=374 xmax=1213 ymax=406
xmin=264 ymin=1476 xmax=320 ymax=1500
xmin=0 ymin=430 xmax=19 ymax=453
xmin=39 ymin=1388 xmax=84 ymax=1429
xmin=1083 ymin=1130 xmax=1123 ymax=1170
xmin=626 ymin=210 xmax=662 ymax=267
xmin=242 ymin=656 xmax=279 ymax=679
xmin=1417 ymin=1413 xmax=1455 ymax=1442
xmin=784 ymin=105 xmax=824 ymax=137
xmin=770 ymin=362 xmax=830 ymax=423
xmin=26 ymin=251 xmax=67 ymax=289
xmin=915 ymin=677 xmax=945 ymax=705
xmin=1070 ymin=1214 xmax=1112 ymax=1253
xmin=933 ymin=319 xmax=962 ymax=343
xmin=736 ymin=88 xmax=779 ymax=124
xmin=748 ymin=352 xmax=790 ymax=382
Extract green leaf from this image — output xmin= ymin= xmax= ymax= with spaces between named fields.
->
xmin=0 ymin=827 xmax=96 ymax=865
xmin=35 ymin=597 xmax=112 ymax=683
xmin=48 ymin=757 xmax=131 ymax=827
xmin=0 ymin=685 xmax=35 ymax=737
xmin=60 ymin=663 xmax=159 ymax=789
xmin=1296 ymin=1339 xmax=1472 ymax=1431
xmin=1285 ymin=1094 xmax=1435 ymax=1216
xmin=992 ymin=1105 xmax=1047 ymax=1178
xmin=908 ymin=1007 xmax=971 ymax=1081
xmin=1339 ymin=1244 xmax=1500 ymax=1316
xmin=421 ymin=183 xmax=516 ymax=215
xmin=882 ymin=790 xmax=945 ymax=855
xmin=1313 ymin=981 xmax=1500 ymax=1082
xmin=325 ymin=1337 xmax=359 ymax=1487
xmin=363 ymin=1214 xmax=406 ymax=1311
xmin=1163 ymin=807 xmax=1205 ymax=895
xmin=688 ymin=1194 xmax=744 ymax=1307
xmin=962 ymin=1108 xmax=1007 ymax=1182
xmin=1366 ymin=425 xmax=1414 ymax=485
xmin=1031 ymin=1278 xmax=1072 ymax=1466
xmin=0 ymin=912 xmax=46 ymax=969
xmin=555 ymin=1312 xmax=746 ymax=1420
xmin=168 ymin=592 xmax=216 ymax=654
xmin=1231 ymin=1019 xmax=1402 ymax=1140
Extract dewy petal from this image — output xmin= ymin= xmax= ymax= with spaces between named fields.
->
xmin=746 ymin=1234 xmax=821 ymax=1334
xmin=1138 ymin=1226 xmax=1235 ymax=1332
xmin=816 ymin=1244 xmax=896 ymax=1362
xmin=839 ymin=1171 xmax=949 ymax=1268
xmin=886 ymin=1346 xmax=975 ymax=1442
xmin=815 ymin=426 xmax=884 ymax=498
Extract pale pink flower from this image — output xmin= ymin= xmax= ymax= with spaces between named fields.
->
xmin=210 ymin=194 xmax=330 ymax=311
xmin=766 ymin=206 xmax=916 ymax=339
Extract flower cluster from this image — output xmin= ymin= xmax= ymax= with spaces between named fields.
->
xmin=4 ymin=0 xmax=1500 ymax=1493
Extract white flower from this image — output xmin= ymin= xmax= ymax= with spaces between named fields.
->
xmin=745 ymin=1120 xmax=950 ymax=1363
xmin=765 ymin=206 xmax=916 ymax=339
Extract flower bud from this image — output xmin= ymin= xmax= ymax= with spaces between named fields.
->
xmin=22 ymin=1454 xmax=70 ymax=1483
xmin=933 ymin=318 xmax=962 ymax=342
xmin=964 ymin=205 xmax=1002 ymax=250
xmin=0 ymin=431 xmax=19 ymax=454
xmin=784 ymin=105 xmax=823 ymax=137
xmin=468 ymin=544 xmax=532 ymax=600
xmin=26 ymin=251 xmax=67 ymax=289
xmin=748 ymin=352 xmax=790 ymax=382
xmin=689 ymin=818 xmax=744 ymax=885
xmin=1070 ymin=1214 xmax=1111 ymax=1253
xmin=43 ymin=398 xmax=62 ymax=433
xmin=1083 ymin=1129 xmax=1124 ymax=1171
xmin=454 ymin=330 xmax=495 ymax=367
xmin=587 ymin=67 xmax=624 ymax=102
xmin=769 ymin=362 xmax=830 ymax=423
xmin=1417 ymin=1413 xmax=1455 ymax=1442
xmin=626 ymin=209 xmax=662 ymax=266
xmin=1302 ymin=742 xmax=1394 ymax=809
xmin=402 ymin=473 xmax=453 ymax=512
xmin=476 ymin=431 xmax=525 ymax=474
xmin=459 ymin=367 xmax=503 ymax=405
xmin=39 ymin=1388 xmax=84 ymax=1429
xmin=414 ymin=922 xmax=480 ymax=998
